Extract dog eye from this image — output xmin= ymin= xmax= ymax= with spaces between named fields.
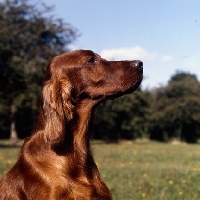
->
xmin=87 ymin=57 xmax=97 ymax=63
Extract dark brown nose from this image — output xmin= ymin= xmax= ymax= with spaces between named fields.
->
xmin=132 ymin=60 xmax=143 ymax=69
xmin=132 ymin=60 xmax=143 ymax=74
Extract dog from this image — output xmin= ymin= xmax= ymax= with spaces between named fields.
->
xmin=0 ymin=49 xmax=143 ymax=199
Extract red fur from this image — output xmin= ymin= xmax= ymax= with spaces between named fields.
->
xmin=0 ymin=50 xmax=143 ymax=199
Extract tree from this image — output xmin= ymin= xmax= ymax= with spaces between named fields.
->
xmin=0 ymin=0 xmax=78 ymax=142
xmin=150 ymin=71 xmax=200 ymax=143
xmin=94 ymin=88 xmax=152 ymax=141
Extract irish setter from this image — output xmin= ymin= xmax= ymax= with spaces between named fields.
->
xmin=0 ymin=50 xmax=143 ymax=199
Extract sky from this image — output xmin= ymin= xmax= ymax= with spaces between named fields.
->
xmin=39 ymin=0 xmax=200 ymax=89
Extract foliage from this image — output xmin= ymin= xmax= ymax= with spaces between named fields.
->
xmin=0 ymin=0 xmax=78 ymax=138
xmin=0 ymin=1 xmax=200 ymax=144
xmin=1 ymin=141 xmax=200 ymax=199
xmin=94 ymin=71 xmax=200 ymax=143
xmin=150 ymin=71 xmax=200 ymax=143
xmin=94 ymin=88 xmax=152 ymax=140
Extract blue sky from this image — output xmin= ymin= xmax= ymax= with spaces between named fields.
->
xmin=40 ymin=0 xmax=200 ymax=89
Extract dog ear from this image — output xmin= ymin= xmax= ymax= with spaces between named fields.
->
xmin=42 ymin=77 xmax=74 ymax=145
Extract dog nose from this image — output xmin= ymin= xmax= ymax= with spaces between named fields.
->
xmin=133 ymin=60 xmax=143 ymax=73
xmin=132 ymin=60 xmax=143 ymax=69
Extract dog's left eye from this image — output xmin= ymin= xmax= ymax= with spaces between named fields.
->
xmin=87 ymin=57 xmax=97 ymax=63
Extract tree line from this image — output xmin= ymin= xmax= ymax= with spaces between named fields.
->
xmin=0 ymin=0 xmax=78 ymax=143
xmin=1 ymin=0 xmax=200 ymax=143
xmin=94 ymin=71 xmax=200 ymax=143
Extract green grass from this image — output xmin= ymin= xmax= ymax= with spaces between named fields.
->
xmin=0 ymin=140 xmax=20 ymax=177
xmin=1 ymin=140 xmax=200 ymax=199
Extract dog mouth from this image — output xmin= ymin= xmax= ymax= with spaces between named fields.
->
xmin=79 ymin=76 xmax=143 ymax=101
xmin=104 ymin=77 xmax=143 ymax=100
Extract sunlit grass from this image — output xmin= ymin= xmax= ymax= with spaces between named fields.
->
xmin=92 ymin=141 xmax=200 ymax=200
xmin=1 ymin=140 xmax=200 ymax=199
xmin=0 ymin=140 xmax=19 ymax=176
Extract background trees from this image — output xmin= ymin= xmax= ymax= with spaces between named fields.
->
xmin=150 ymin=71 xmax=200 ymax=143
xmin=94 ymin=88 xmax=152 ymax=141
xmin=0 ymin=0 xmax=78 ymax=142
xmin=0 ymin=0 xmax=200 ymax=144
xmin=94 ymin=71 xmax=200 ymax=143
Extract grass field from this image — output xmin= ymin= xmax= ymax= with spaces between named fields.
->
xmin=1 ymin=140 xmax=200 ymax=199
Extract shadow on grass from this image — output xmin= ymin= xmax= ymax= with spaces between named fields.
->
xmin=0 ymin=140 xmax=22 ymax=148
xmin=0 ymin=144 xmax=20 ymax=148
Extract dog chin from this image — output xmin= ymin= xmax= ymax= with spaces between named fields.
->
xmin=87 ymin=77 xmax=143 ymax=101
xmin=106 ymin=78 xmax=143 ymax=100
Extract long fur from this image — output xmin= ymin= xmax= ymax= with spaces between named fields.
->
xmin=0 ymin=49 xmax=143 ymax=200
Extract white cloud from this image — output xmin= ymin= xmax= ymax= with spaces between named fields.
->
xmin=100 ymin=46 xmax=157 ymax=61
xmin=161 ymin=55 xmax=173 ymax=62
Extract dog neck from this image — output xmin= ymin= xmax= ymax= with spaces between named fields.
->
xmin=71 ymin=99 xmax=96 ymax=150
xmin=51 ymin=99 xmax=96 ymax=158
